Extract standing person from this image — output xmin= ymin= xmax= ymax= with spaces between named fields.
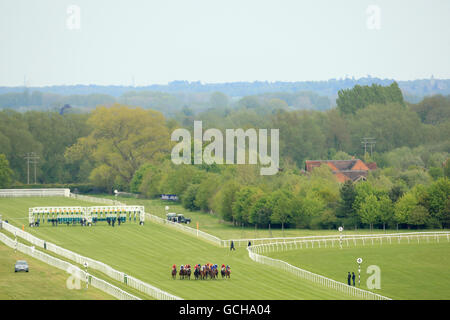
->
xmin=230 ymin=240 xmax=235 ymax=251
xmin=352 ymin=272 xmax=356 ymax=286
xmin=248 ymin=241 xmax=251 ymax=247
xmin=347 ymin=272 xmax=351 ymax=286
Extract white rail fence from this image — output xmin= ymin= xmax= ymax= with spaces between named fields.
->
xmin=0 ymin=232 xmax=140 ymax=300
xmin=243 ymin=232 xmax=450 ymax=253
xmin=1 ymin=222 xmax=182 ymax=300
xmin=247 ymin=245 xmax=391 ymax=300
xmin=0 ymin=188 xmax=70 ymax=198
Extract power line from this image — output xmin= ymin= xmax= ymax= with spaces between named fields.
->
xmin=361 ymin=138 xmax=376 ymax=157
xmin=24 ymin=152 xmax=39 ymax=184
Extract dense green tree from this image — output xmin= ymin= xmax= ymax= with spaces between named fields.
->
xmin=422 ymin=178 xmax=450 ymax=227
xmin=214 ymin=180 xmax=241 ymax=222
xmin=410 ymin=94 xmax=450 ymax=125
xmin=249 ymin=194 xmax=273 ymax=228
xmin=66 ymin=104 xmax=170 ymax=190
xmin=130 ymin=163 xmax=154 ymax=193
xmin=194 ymin=174 xmax=221 ymax=212
xmin=337 ymin=82 xmax=404 ymax=115
xmin=349 ymin=103 xmax=423 ymax=154
xmin=0 ymin=154 xmax=13 ymax=188
xmin=337 ymin=180 xmax=358 ymax=226
xmin=270 ymin=189 xmax=295 ymax=233
xmin=445 ymin=161 xmax=450 ymax=179
xmin=272 ymin=110 xmax=327 ymax=167
xmin=357 ymin=194 xmax=379 ymax=230
xmin=182 ymin=184 xmax=200 ymax=211
xmin=232 ymin=186 xmax=263 ymax=226
xmin=378 ymin=194 xmax=394 ymax=230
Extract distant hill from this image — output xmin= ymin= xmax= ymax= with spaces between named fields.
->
xmin=0 ymin=77 xmax=449 ymax=115
xmin=1 ymin=77 xmax=449 ymax=100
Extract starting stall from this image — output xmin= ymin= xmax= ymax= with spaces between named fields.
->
xmin=86 ymin=206 xmax=145 ymax=225
xmin=28 ymin=207 xmax=88 ymax=227
xmin=28 ymin=206 xmax=145 ymax=227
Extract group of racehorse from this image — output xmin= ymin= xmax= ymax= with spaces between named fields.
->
xmin=171 ymin=264 xmax=231 ymax=280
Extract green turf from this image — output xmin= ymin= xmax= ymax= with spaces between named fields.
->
xmin=98 ymin=196 xmax=449 ymax=240
xmin=267 ymin=241 xmax=450 ymax=300
xmin=0 ymin=241 xmax=114 ymax=300
xmin=0 ymin=197 xmax=353 ymax=300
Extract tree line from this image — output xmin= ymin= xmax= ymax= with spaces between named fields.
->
xmin=0 ymin=83 xmax=448 ymax=230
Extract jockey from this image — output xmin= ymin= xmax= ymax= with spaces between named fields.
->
xmin=180 ymin=265 xmax=184 ymax=270
xmin=172 ymin=264 xmax=176 ymax=270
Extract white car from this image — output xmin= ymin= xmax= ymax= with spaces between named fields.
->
xmin=14 ymin=260 xmax=29 ymax=272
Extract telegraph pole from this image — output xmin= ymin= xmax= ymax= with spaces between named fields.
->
xmin=24 ymin=152 xmax=39 ymax=184
xmin=361 ymin=138 xmax=376 ymax=158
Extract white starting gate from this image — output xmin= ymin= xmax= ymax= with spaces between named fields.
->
xmin=87 ymin=206 xmax=145 ymax=225
xmin=28 ymin=206 xmax=145 ymax=227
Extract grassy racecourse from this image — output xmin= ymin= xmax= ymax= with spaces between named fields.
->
xmin=0 ymin=242 xmax=113 ymax=300
xmin=0 ymin=197 xmax=351 ymax=300
xmin=2 ymin=196 xmax=448 ymax=300
xmin=267 ymin=241 xmax=450 ymax=300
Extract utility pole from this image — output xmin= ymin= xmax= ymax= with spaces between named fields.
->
xmin=361 ymin=138 xmax=376 ymax=158
xmin=24 ymin=152 xmax=39 ymax=184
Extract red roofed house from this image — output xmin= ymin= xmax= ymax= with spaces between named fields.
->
xmin=305 ymin=159 xmax=376 ymax=183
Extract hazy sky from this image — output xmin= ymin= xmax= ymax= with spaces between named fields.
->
xmin=0 ymin=0 xmax=449 ymax=86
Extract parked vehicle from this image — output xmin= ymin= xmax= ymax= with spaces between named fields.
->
xmin=14 ymin=260 xmax=29 ymax=272
xmin=166 ymin=213 xmax=191 ymax=224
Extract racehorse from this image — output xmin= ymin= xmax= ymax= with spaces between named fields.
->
xmin=200 ymin=265 xmax=208 ymax=280
xmin=179 ymin=267 xmax=185 ymax=280
xmin=225 ymin=266 xmax=231 ymax=279
xmin=171 ymin=266 xmax=177 ymax=280
xmin=194 ymin=265 xmax=200 ymax=280
xmin=186 ymin=266 xmax=191 ymax=280
xmin=209 ymin=265 xmax=218 ymax=279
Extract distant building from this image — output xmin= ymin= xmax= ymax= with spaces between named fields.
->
xmin=305 ymin=159 xmax=377 ymax=183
